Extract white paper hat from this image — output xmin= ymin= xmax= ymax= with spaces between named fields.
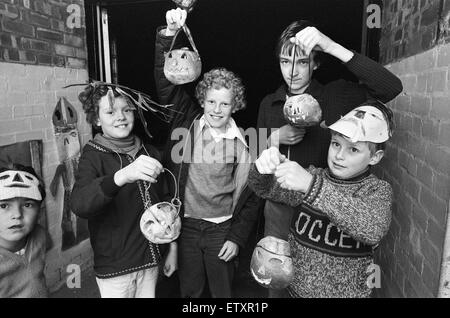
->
xmin=328 ymin=106 xmax=391 ymax=143
xmin=0 ymin=170 xmax=42 ymax=201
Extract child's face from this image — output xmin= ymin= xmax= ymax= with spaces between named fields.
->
xmin=0 ymin=197 xmax=40 ymax=251
xmin=327 ymin=134 xmax=383 ymax=179
xmin=279 ymin=46 xmax=317 ymax=95
xmin=97 ymin=96 xmax=135 ymax=139
xmin=201 ymin=87 xmax=235 ymax=133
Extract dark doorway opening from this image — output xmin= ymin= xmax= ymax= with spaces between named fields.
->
xmin=86 ymin=0 xmax=369 ymax=148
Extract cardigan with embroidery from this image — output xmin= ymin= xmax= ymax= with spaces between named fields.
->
xmin=248 ymin=165 xmax=392 ymax=298
xmin=70 ymin=140 xmax=169 ymax=278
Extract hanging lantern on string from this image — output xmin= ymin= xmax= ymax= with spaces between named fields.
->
xmin=283 ymin=93 xmax=322 ymax=127
xmin=164 ymin=25 xmax=202 ymax=85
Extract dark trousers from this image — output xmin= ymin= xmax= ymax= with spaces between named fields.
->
xmin=178 ymin=218 xmax=234 ymax=298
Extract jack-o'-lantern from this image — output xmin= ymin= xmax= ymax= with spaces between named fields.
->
xmin=250 ymin=236 xmax=294 ymax=289
xmin=164 ymin=25 xmax=201 ymax=85
xmin=283 ymin=93 xmax=322 ymax=127
xmin=140 ymin=200 xmax=181 ymax=244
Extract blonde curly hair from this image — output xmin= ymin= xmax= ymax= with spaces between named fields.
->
xmin=195 ymin=68 xmax=246 ymax=111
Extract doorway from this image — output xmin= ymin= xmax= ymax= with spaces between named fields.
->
xmin=85 ymin=0 xmax=371 ymax=148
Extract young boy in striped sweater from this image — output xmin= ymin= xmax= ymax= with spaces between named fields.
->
xmin=249 ymin=101 xmax=393 ymax=297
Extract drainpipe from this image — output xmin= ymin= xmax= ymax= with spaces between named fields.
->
xmin=438 ymin=200 xmax=450 ymax=297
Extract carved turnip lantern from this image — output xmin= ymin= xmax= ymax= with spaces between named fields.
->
xmin=140 ymin=200 xmax=181 ymax=244
xmin=250 ymin=236 xmax=294 ymax=289
xmin=283 ymin=93 xmax=322 ymax=128
xmin=164 ymin=25 xmax=201 ymax=85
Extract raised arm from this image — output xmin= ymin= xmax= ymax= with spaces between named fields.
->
xmin=291 ymin=26 xmax=403 ymax=102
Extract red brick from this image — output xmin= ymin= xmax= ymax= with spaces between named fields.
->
xmin=64 ymin=34 xmax=84 ymax=48
xmin=408 ymin=133 xmax=427 ymax=158
xmin=2 ymin=18 xmax=35 ymax=37
xmin=67 ymin=57 xmax=85 ymax=69
xmin=36 ymin=27 xmax=63 ymax=42
xmin=16 ymin=130 xmax=45 ymax=143
xmin=394 ymin=94 xmax=411 ymax=112
xmin=416 ymin=161 xmax=434 ymax=189
xmin=426 ymin=218 xmax=446 ymax=252
xmin=431 ymin=96 xmax=450 ymax=120
xmin=422 ymin=261 xmax=440 ymax=296
xmin=54 ymin=44 xmax=75 ymax=57
xmin=412 ymin=204 xmax=428 ymax=232
xmin=29 ymin=12 xmax=51 ymax=28
xmin=437 ymin=44 xmax=450 ymax=67
xmin=413 ymin=49 xmax=436 ymax=73
xmin=31 ymin=116 xmax=52 ymax=130
xmin=416 ymin=73 xmax=427 ymax=92
xmin=420 ymin=237 xmax=442 ymax=278
xmin=421 ymin=119 xmax=439 ymax=141
xmin=401 ymin=75 xmax=417 ymax=92
xmin=438 ymin=122 xmax=450 ymax=148
xmin=410 ymin=95 xmax=431 ymax=117
xmin=427 ymin=69 xmax=447 ymax=92
xmin=432 ymin=173 xmax=450 ymax=202
xmin=419 ymin=185 xmax=448 ymax=225
xmin=3 ymin=48 xmax=20 ymax=61
xmin=425 ymin=144 xmax=450 ymax=175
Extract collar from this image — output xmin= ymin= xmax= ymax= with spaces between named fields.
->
xmin=326 ymin=167 xmax=372 ymax=183
xmin=198 ymin=115 xmax=248 ymax=147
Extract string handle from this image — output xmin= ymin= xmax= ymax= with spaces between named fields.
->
xmin=168 ymin=24 xmax=200 ymax=58
xmin=144 ymin=167 xmax=182 ymax=217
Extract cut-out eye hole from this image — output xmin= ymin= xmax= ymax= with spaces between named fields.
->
xmin=168 ymin=52 xmax=172 ymax=58
xmin=68 ymin=107 xmax=74 ymax=118
xmin=55 ymin=110 xmax=62 ymax=121
xmin=181 ymin=53 xmax=187 ymax=59
xmin=25 ymin=175 xmax=34 ymax=181
xmin=0 ymin=174 xmax=9 ymax=180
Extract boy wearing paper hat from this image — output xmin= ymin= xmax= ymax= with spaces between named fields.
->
xmin=248 ymin=100 xmax=394 ymax=297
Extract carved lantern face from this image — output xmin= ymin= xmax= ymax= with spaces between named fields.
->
xmin=140 ymin=202 xmax=181 ymax=244
xmin=283 ymin=93 xmax=322 ymax=127
xmin=250 ymin=236 xmax=294 ymax=289
xmin=164 ymin=48 xmax=202 ymax=85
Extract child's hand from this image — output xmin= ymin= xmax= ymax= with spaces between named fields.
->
xmin=163 ymin=242 xmax=178 ymax=277
xmin=270 ymin=124 xmax=306 ymax=147
xmin=114 ymin=155 xmax=163 ymax=186
xmin=255 ymin=147 xmax=286 ymax=174
xmin=274 ymin=161 xmax=313 ymax=192
xmin=218 ymin=240 xmax=239 ymax=262
xmin=165 ymin=8 xmax=187 ymax=36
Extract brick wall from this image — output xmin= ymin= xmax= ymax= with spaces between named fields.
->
xmin=0 ymin=0 xmax=87 ymax=68
xmin=380 ymin=0 xmax=450 ymax=64
xmin=1 ymin=0 xmax=92 ymax=292
xmin=374 ymin=42 xmax=450 ymax=297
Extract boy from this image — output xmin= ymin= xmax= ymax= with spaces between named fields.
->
xmin=70 ymin=84 xmax=177 ymax=298
xmin=256 ymin=21 xmax=402 ymax=296
xmin=154 ymin=8 xmax=262 ymax=297
xmin=0 ymin=164 xmax=48 ymax=298
xmin=249 ymin=101 xmax=393 ymax=298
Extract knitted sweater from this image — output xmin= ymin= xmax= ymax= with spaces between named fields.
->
xmin=248 ymin=165 xmax=392 ymax=298
xmin=0 ymin=225 xmax=48 ymax=298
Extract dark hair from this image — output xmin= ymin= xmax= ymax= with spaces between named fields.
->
xmin=78 ymin=84 xmax=129 ymax=125
xmin=276 ymin=20 xmax=324 ymax=66
xmin=0 ymin=163 xmax=46 ymax=201
xmin=195 ymin=68 xmax=246 ymax=111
